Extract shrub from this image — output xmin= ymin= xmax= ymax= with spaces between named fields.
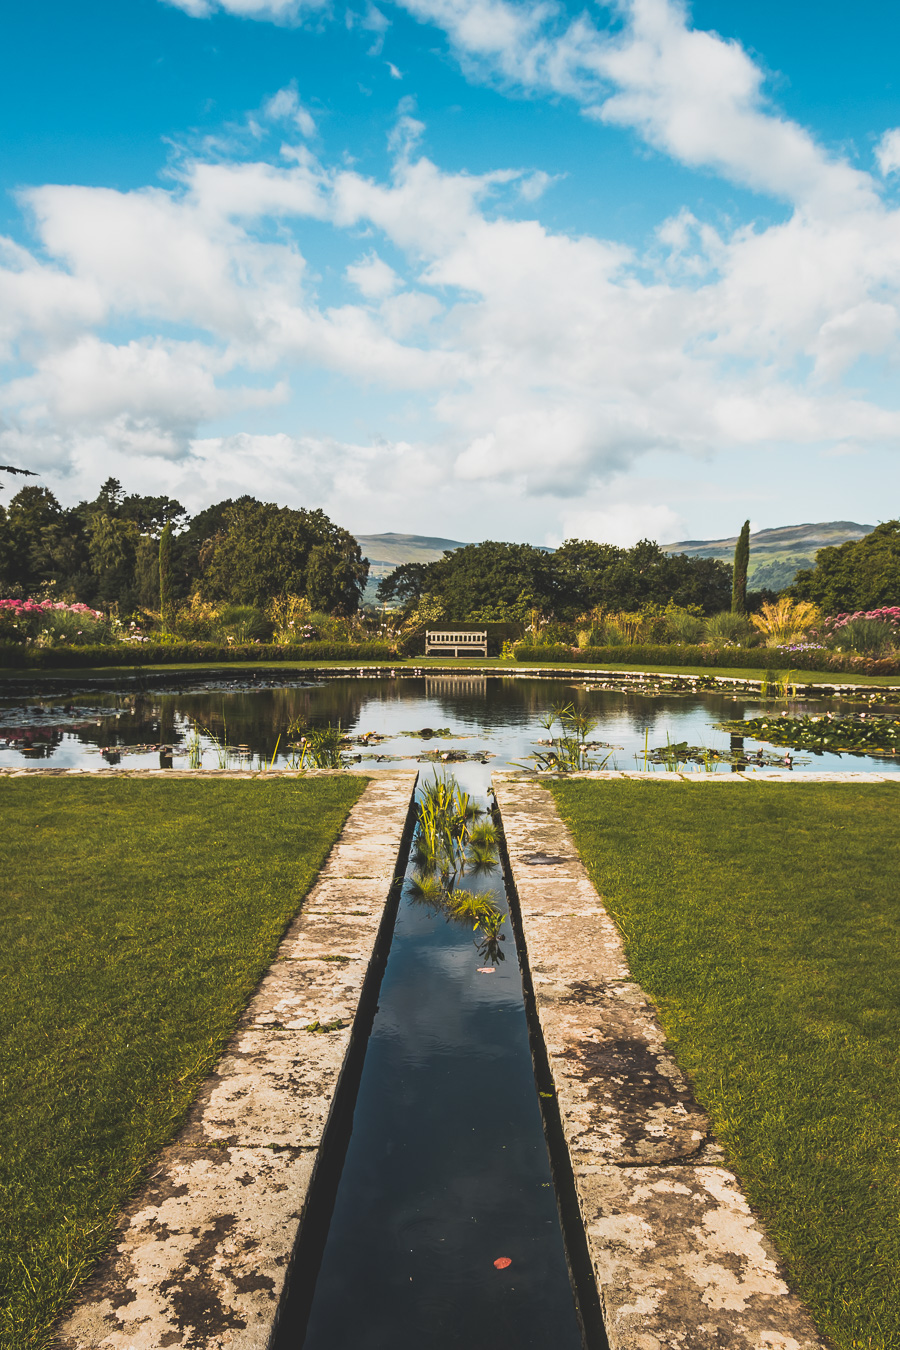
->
xmin=218 ymin=604 xmax=273 ymax=643
xmin=511 ymin=644 xmax=900 ymax=675
xmin=266 ymin=594 xmax=313 ymax=644
xmin=705 ymin=611 xmax=753 ymax=645
xmin=664 ymin=607 xmax=706 ymax=645
xmin=0 ymin=641 xmax=396 ymax=669
xmin=750 ymin=598 xmax=819 ymax=647
xmin=822 ymin=608 xmax=900 ymax=657
xmin=0 ymin=599 xmax=117 ymax=646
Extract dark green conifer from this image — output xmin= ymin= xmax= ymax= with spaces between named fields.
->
xmin=159 ymin=521 xmax=173 ymax=627
xmin=732 ymin=519 xmax=750 ymax=614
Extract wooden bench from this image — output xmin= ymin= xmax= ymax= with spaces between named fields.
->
xmin=425 ymin=629 xmax=488 ymax=657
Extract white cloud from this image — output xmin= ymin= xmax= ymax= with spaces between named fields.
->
xmin=387 ymin=61 xmax=403 ymax=78
xmin=161 ymin=0 xmax=323 ymax=21
xmin=346 ymin=251 xmax=401 ymax=297
xmin=876 ymin=127 xmax=900 ymax=176
xmin=9 ymin=2 xmax=900 ymax=533
xmin=556 ymin=501 xmax=683 ymax=549
xmin=263 ymin=84 xmax=317 ymax=137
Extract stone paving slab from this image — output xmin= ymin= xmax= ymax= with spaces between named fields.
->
xmin=54 ymin=770 xmax=417 ymax=1350
xmin=493 ymin=772 xmax=830 ymax=1350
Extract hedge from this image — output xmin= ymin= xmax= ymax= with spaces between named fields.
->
xmin=513 ymin=644 xmax=900 ymax=676
xmin=0 ymin=641 xmax=396 ymax=670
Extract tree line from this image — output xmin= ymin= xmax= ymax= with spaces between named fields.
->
xmin=0 ymin=479 xmax=368 ymax=615
xmin=1 ymin=471 xmax=895 ymax=623
xmin=376 ymin=537 xmax=738 ymax=620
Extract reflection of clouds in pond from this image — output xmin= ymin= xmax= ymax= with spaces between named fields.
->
xmin=0 ymin=677 xmax=898 ymax=774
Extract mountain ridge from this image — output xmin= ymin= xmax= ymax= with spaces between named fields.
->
xmin=354 ymin=521 xmax=874 ymax=598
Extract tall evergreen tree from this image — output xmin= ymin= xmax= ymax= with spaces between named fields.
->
xmin=159 ymin=522 xmax=174 ymax=626
xmin=732 ymin=519 xmax=750 ymax=614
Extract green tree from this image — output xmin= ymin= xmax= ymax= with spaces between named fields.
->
xmin=790 ymin=521 xmax=900 ymax=613
xmin=201 ymin=501 xmax=368 ymax=613
xmin=86 ymin=511 xmax=139 ymax=608
xmin=732 ymin=520 xmax=750 ymax=615
xmin=0 ymin=487 xmax=69 ymax=595
xmin=376 ymin=561 xmax=429 ymax=607
xmin=158 ymin=522 xmax=174 ymax=623
xmin=134 ymin=535 xmax=160 ymax=611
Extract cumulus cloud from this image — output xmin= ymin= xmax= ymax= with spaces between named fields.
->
xmin=346 ymin=252 xmax=401 ymax=298
xmin=557 ymin=501 xmax=684 ymax=549
xmin=876 ymin=127 xmax=900 ymax=176
xmin=161 ymin=0 xmax=323 ymax=21
xmin=263 ymin=84 xmax=317 ymax=137
xmin=6 ymin=0 xmax=900 ymax=537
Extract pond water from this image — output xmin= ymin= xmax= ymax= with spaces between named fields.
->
xmin=2 ymin=672 xmax=898 ymax=776
xmin=6 ymin=672 xmax=896 ymax=1348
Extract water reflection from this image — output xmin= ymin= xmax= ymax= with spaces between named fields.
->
xmin=1 ymin=675 xmax=898 ymax=775
xmin=291 ymin=766 xmax=584 ymax=1350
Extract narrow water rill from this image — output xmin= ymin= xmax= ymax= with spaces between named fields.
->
xmin=274 ymin=765 xmax=587 ymax=1350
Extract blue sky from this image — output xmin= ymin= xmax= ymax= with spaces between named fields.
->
xmin=2 ymin=0 xmax=900 ymax=545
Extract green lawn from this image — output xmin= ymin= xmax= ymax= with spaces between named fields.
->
xmin=0 ymin=776 xmax=366 ymax=1350
xmin=551 ymin=780 xmax=900 ymax=1350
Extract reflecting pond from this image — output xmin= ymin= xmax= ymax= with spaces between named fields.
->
xmin=2 ymin=673 xmax=898 ymax=777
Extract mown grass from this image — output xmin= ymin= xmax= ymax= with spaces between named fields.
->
xmin=0 ymin=775 xmax=366 ymax=1349
xmin=550 ymin=780 xmax=900 ymax=1350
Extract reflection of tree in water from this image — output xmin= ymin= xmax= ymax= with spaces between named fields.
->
xmin=0 ymin=728 xmax=65 ymax=759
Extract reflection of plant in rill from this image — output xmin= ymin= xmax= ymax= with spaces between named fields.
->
xmin=409 ymin=772 xmax=505 ymax=961
xmin=466 ymin=819 xmax=499 ymax=871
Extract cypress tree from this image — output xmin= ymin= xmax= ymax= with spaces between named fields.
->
xmin=732 ymin=519 xmax=750 ymax=614
xmin=159 ymin=521 xmax=173 ymax=627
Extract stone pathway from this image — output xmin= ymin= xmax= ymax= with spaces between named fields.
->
xmin=53 ymin=771 xmax=417 ymax=1350
xmin=493 ymin=771 xmax=832 ymax=1350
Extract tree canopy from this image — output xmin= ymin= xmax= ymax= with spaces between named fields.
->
xmin=0 ymin=480 xmax=367 ymax=616
xmin=377 ymin=537 xmax=732 ymax=619
xmin=790 ymin=521 xmax=900 ymax=613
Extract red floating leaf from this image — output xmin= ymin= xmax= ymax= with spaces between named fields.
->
xmin=493 ymin=1257 xmax=512 ymax=1269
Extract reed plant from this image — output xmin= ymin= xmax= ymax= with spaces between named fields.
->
xmin=526 ymin=703 xmax=614 ymax=773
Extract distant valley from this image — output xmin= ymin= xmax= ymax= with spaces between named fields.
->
xmin=354 ymin=532 xmax=468 ymax=604
xmin=661 ymin=521 xmax=873 ymax=591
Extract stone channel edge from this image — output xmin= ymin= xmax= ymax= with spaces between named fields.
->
xmin=491 ymin=770 xmax=862 ymax=1350
xmin=46 ymin=768 xmax=418 ymax=1350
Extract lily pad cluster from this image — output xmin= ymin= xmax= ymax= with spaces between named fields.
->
xmin=716 ymin=713 xmax=900 ymax=757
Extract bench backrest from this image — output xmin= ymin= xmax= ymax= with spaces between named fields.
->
xmin=426 ymin=631 xmax=487 ymax=643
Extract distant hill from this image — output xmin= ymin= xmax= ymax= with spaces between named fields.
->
xmin=663 ymin=521 xmax=874 ymax=591
xmin=354 ymin=532 xmax=468 ymax=604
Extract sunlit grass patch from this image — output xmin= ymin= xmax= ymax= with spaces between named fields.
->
xmin=551 ymin=779 xmax=900 ymax=1350
xmin=0 ymin=775 xmax=365 ymax=1350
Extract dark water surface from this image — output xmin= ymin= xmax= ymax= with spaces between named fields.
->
xmin=2 ymin=672 xmax=898 ymax=774
xmin=287 ymin=767 xmax=585 ymax=1350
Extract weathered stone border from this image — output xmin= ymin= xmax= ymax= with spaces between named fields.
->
xmin=53 ymin=770 xmax=417 ymax=1350
xmin=493 ymin=771 xmax=836 ymax=1350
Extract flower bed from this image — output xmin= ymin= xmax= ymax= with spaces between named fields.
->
xmin=0 ymin=598 xmax=114 ymax=646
